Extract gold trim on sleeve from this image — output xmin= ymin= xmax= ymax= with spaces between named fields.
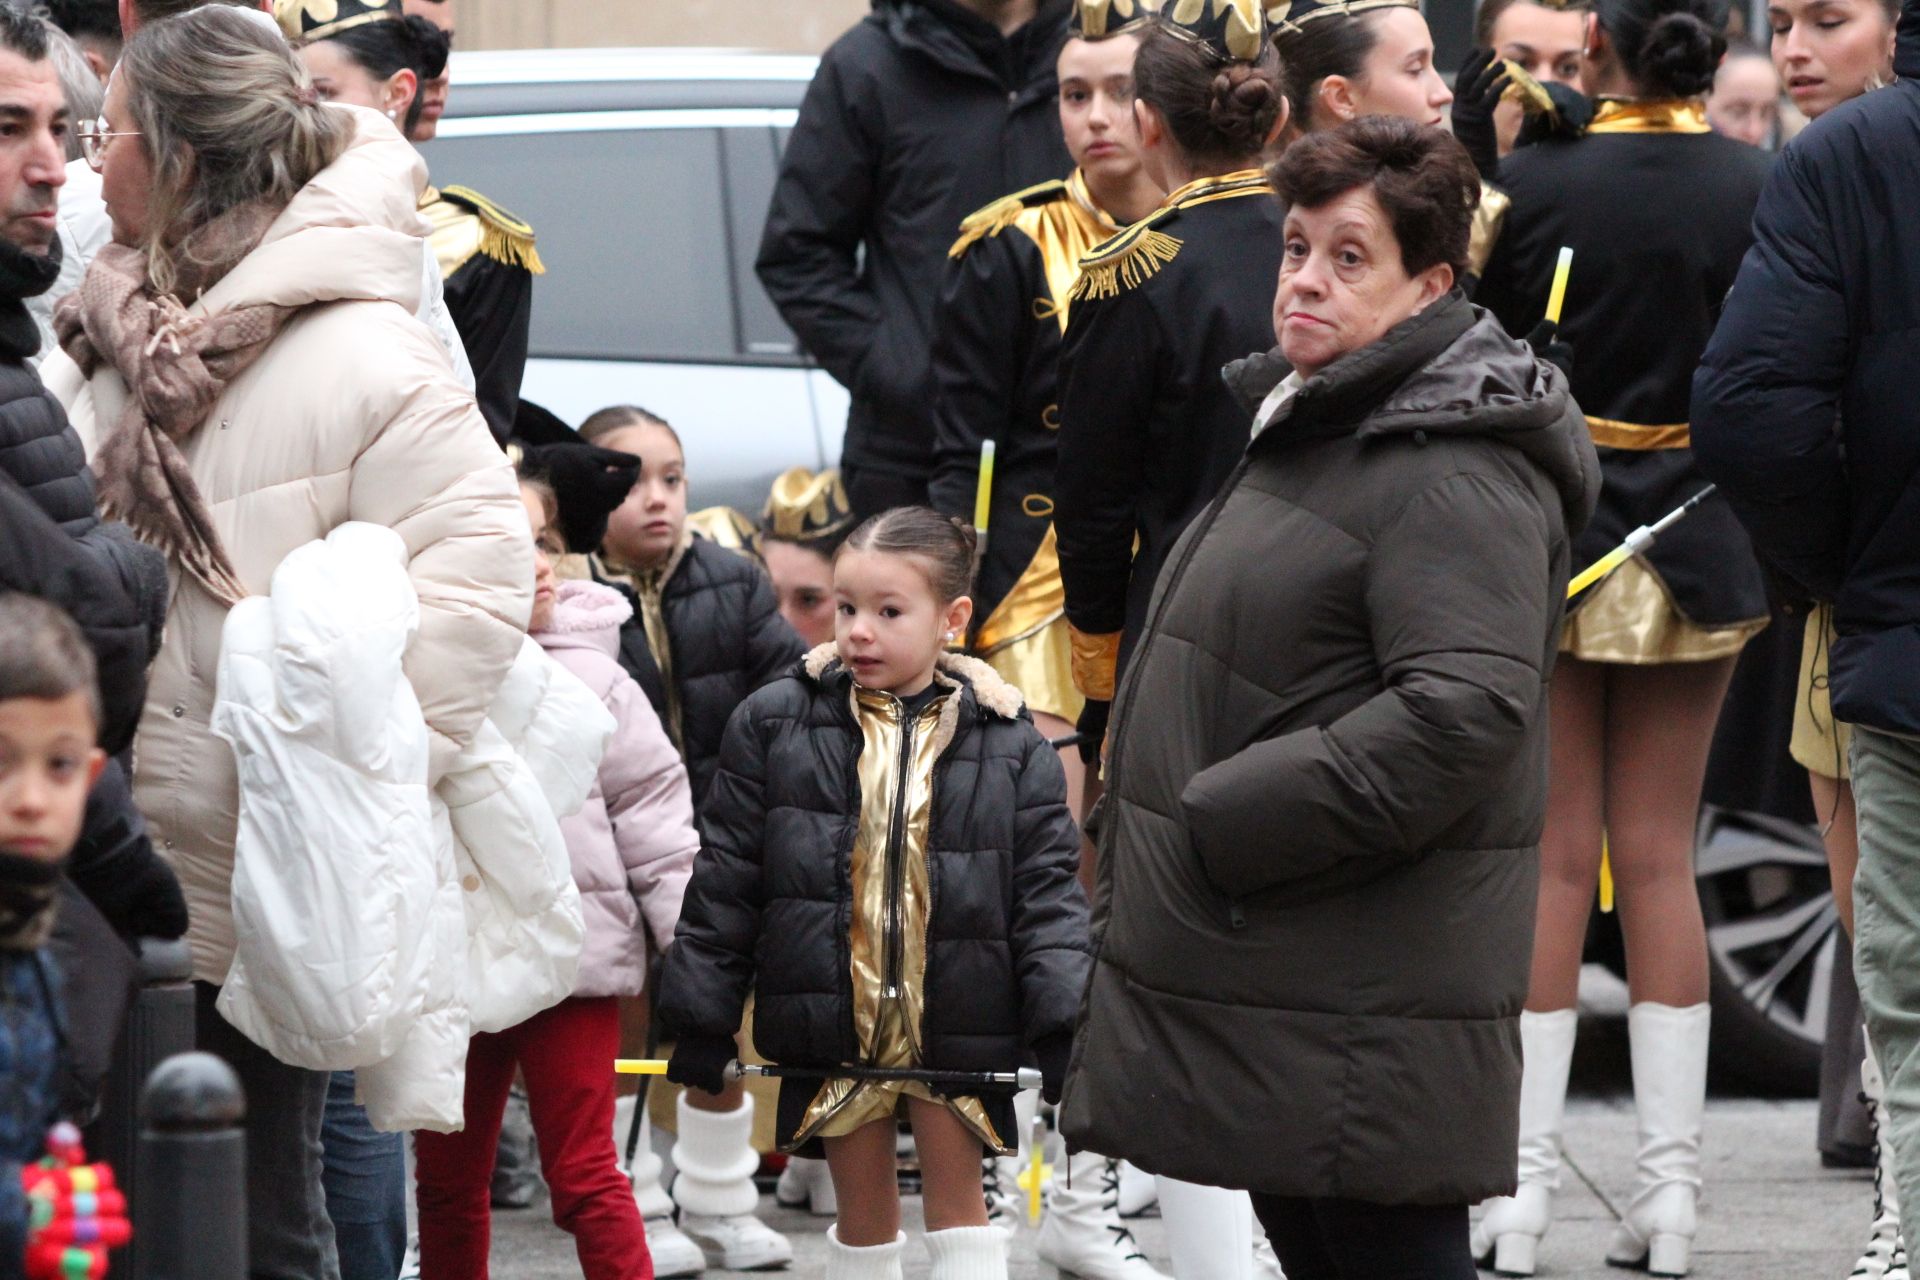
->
xmin=1069 ymin=626 xmax=1123 ymax=701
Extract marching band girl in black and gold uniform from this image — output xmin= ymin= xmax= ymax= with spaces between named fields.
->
xmin=930 ymin=1 xmax=1164 ymax=820
xmin=1053 ymin=0 xmax=1284 ymax=764
xmin=930 ymin=7 xmax=1200 ymax=1276
xmin=1471 ymin=0 xmax=1771 ymax=1272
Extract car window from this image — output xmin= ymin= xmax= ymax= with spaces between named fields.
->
xmin=421 ymin=125 xmax=735 ymax=363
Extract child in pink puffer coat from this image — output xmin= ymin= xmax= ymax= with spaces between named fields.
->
xmin=415 ymin=471 xmax=696 ymax=1280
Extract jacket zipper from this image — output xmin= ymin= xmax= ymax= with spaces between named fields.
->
xmin=882 ymin=698 xmax=915 ymax=1001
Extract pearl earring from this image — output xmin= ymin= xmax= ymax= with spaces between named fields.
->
xmin=387 ymin=108 xmax=399 ymax=121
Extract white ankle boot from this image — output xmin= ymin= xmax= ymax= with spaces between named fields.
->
xmin=1606 ymin=1002 xmax=1710 ymax=1277
xmin=1857 ymin=1040 xmax=1911 ymax=1280
xmin=927 ymin=1224 xmax=1011 ymax=1280
xmin=827 ymin=1227 xmax=905 ymax=1280
xmin=1035 ymin=1150 xmax=1170 ymax=1279
xmin=1156 ymin=1176 xmax=1254 ymax=1280
xmin=615 ymin=1097 xmax=707 ymax=1278
xmin=671 ymin=1093 xmax=794 ymax=1271
xmin=1471 ymin=1008 xmax=1578 ymax=1276
xmin=774 ymin=1155 xmax=837 ymax=1217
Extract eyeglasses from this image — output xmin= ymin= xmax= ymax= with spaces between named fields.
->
xmin=77 ymin=119 xmax=141 ymax=173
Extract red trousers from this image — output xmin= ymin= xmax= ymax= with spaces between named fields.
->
xmin=415 ymin=996 xmax=653 ymax=1280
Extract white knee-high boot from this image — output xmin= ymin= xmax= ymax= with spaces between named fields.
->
xmin=1606 ymin=1002 xmax=1710 ymax=1277
xmin=1155 ymin=1177 xmax=1254 ymax=1280
xmin=827 ymin=1227 xmax=905 ymax=1280
xmin=671 ymin=1093 xmax=794 ymax=1270
xmin=1035 ymin=1149 xmax=1170 ymax=1278
xmin=926 ymin=1224 xmax=1011 ymax=1280
xmin=1470 ymin=1007 xmax=1579 ymax=1275
xmin=1858 ymin=1037 xmax=1911 ymax=1280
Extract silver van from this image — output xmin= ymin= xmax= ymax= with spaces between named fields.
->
xmin=417 ymin=48 xmax=850 ymax=512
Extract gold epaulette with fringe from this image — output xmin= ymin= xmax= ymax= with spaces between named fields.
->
xmin=1069 ymin=211 xmax=1183 ymax=303
xmin=948 ymin=179 xmax=1071 ymax=259
xmin=428 ymin=184 xmax=546 ymax=276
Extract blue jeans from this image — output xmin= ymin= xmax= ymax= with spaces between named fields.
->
xmin=321 ymin=1071 xmax=406 ymax=1280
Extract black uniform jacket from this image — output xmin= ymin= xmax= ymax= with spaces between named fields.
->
xmin=1053 ymin=171 xmax=1284 ymax=691
xmin=928 ymin=172 xmax=1121 ymax=648
xmin=1478 ymin=102 xmax=1771 ymax=626
xmin=426 ymin=185 xmax=539 ymax=444
xmin=755 ymin=0 xmax=1073 ymax=483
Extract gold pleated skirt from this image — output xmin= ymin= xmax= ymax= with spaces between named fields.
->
xmin=1560 ymin=557 xmax=1766 ymax=665
xmin=982 ymin=615 xmax=1085 ymax=724
xmin=1790 ymin=604 xmax=1852 ymax=781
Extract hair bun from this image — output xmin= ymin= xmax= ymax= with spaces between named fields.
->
xmin=1639 ymin=10 xmax=1720 ymax=97
xmin=1208 ymin=61 xmax=1279 ymax=151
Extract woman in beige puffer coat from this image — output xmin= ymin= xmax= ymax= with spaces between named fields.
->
xmin=41 ymin=12 xmax=529 ymax=1277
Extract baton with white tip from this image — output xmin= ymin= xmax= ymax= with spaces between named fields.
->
xmin=1566 ymin=486 xmax=1717 ymax=601
xmin=615 ymin=1059 xmax=1042 ymax=1091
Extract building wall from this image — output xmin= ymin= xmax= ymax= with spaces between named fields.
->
xmin=459 ymin=0 xmax=870 ymax=54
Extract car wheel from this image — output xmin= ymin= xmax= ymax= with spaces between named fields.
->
xmin=1695 ymin=804 xmax=1836 ymax=1095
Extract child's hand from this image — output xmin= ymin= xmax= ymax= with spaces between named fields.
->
xmin=666 ymin=1034 xmax=736 ymax=1096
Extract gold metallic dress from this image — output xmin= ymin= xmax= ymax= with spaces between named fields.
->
xmin=791 ymin=686 xmax=1004 ymax=1152
xmin=1559 ymin=556 xmax=1767 ymax=664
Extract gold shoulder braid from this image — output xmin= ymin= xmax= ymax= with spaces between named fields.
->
xmin=949 ymin=179 xmax=1071 ymax=259
xmin=424 ymin=184 xmax=546 ymax=276
xmin=1068 ymin=169 xmax=1268 ymax=303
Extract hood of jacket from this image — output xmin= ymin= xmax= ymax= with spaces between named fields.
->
xmin=534 ymin=579 xmax=631 ymax=662
xmin=876 ymin=0 xmax=1068 ymax=97
xmin=800 ymin=641 xmax=1028 ymax=757
xmin=196 ymin=106 xmax=429 ymax=318
xmin=1224 ymin=290 xmax=1600 ymax=534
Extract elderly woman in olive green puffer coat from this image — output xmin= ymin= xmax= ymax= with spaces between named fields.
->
xmin=1060 ymin=117 xmax=1601 ymax=1278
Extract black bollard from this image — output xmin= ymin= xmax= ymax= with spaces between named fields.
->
xmin=135 ymin=1052 xmax=246 ymax=1280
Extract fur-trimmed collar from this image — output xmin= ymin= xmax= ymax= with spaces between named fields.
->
xmin=800 ymin=642 xmax=1027 ymax=721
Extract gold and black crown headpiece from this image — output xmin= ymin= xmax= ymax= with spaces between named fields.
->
xmin=1265 ymin=0 xmax=1419 ymax=38
xmin=275 ymin=0 xmax=403 ymax=44
xmin=1161 ymin=0 xmax=1267 ymax=61
xmin=761 ymin=468 xmax=855 ymax=548
xmin=1071 ymin=0 xmax=1167 ymax=39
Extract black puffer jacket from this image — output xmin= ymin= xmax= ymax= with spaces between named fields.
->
xmin=755 ymin=0 xmax=1072 ymax=484
xmin=593 ymin=536 xmax=804 ymax=809
xmin=0 ymin=367 xmax=167 ymax=758
xmin=1062 ymin=295 xmax=1600 ymax=1204
xmin=656 ymin=648 xmax=1092 ymax=1149
xmin=1693 ymin=15 xmax=1920 ymax=736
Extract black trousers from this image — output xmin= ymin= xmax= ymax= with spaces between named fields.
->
xmin=1251 ymin=1194 xmax=1476 ymax=1280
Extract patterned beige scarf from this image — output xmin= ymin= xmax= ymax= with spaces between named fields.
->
xmin=53 ymin=201 xmax=292 ymax=607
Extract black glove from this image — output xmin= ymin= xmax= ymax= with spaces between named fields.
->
xmin=518 ymin=442 xmax=642 ymax=555
xmin=1524 ymin=319 xmax=1574 ymax=383
xmin=1515 ymin=81 xmax=1594 ymax=148
xmin=1449 ymin=48 xmax=1511 ymax=184
xmin=666 ymin=1033 xmax=735 ymax=1096
xmin=1075 ymin=698 xmax=1111 ymax=768
xmin=1033 ymin=1032 xmax=1074 ymax=1106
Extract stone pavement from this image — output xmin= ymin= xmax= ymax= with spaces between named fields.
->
xmin=491 ymin=998 xmax=1869 ymax=1277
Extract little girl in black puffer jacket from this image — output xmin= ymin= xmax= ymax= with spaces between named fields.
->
xmin=574 ymin=406 xmax=803 ymax=812
xmin=657 ymin=507 xmax=1093 ymax=1280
